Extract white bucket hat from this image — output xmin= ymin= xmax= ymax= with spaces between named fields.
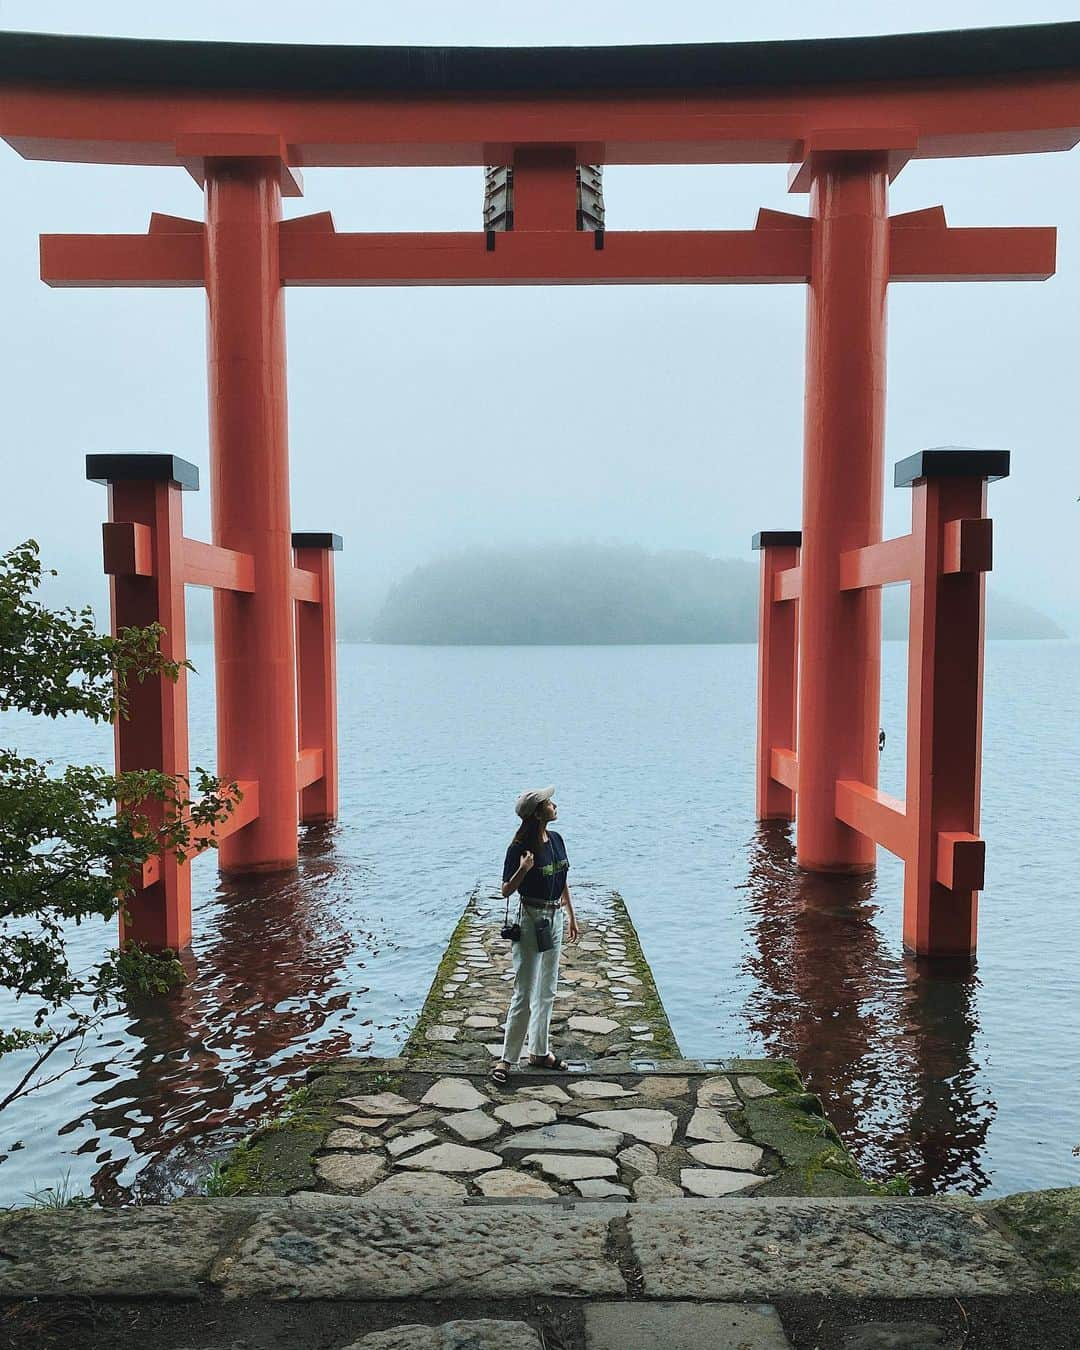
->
xmin=514 ymin=785 xmax=555 ymax=819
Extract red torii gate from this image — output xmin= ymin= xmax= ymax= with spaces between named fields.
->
xmin=1 ymin=23 xmax=1072 ymax=957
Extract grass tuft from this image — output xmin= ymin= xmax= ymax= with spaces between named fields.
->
xmin=24 ymin=1172 xmax=94 ymax=1210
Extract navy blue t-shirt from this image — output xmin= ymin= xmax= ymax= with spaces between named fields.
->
xmin=503 ymin=831 xmax=570 ymax=903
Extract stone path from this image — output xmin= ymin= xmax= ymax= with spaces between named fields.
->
xmin=404 ymin=883 xmax=680 ymax=1067
xmin=273 ymin=1056 xmax=867 ymax=1202
xmin=311 ymin=1067 xmax=781 ymax=1202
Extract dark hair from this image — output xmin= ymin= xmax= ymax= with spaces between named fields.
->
xmin=512 ymin=811 xmax=546 ymax=855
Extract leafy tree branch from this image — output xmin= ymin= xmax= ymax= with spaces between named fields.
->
xmin=0 ymin=540 xmax=239 ymax=1113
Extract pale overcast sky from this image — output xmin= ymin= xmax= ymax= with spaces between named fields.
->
xmin=1 ymin=0 xmax=1078 ymax=630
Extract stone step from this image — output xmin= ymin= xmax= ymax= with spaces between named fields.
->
xmin=347 ymin=1304 xmax=799 ymax=1349
xmin=0 ymin=1193 xmax=1052 ymax=1303
xmin=584 ymin=1301 xmax=791 ymax=1349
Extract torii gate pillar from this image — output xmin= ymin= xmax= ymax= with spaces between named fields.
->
xmin=796 ymin=150 xmax=890 ymax=873
xmin=204 ymin=153 xmax=299 ymax=874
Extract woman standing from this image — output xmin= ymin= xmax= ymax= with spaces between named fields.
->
xmin=490 ymin=786 xmax=580 ymax=1087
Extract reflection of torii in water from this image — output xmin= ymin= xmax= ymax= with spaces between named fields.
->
xmin=739 ymin=821 xmax=992 ymax=1195
xmin=81 ymin=825 xmax=364 ymax=1204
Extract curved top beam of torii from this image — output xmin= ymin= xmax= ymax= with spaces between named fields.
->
xmin=0 ymin=22 xmax=1079 ymax=168
xmin=0 ymin=23 xmax=1055 ymax=290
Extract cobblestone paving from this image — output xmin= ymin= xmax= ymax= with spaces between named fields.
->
xmin=404 ymin=882 xmax=679 ymax=1067
xmin=312 ymin=1066 xmax=778 ymax=1202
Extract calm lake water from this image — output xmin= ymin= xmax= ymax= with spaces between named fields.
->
xmin=0 ymin=640 xmax=1077 ymax=1205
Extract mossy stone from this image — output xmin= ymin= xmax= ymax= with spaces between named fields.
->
xmin=990 ymin=1186 xmax=1080 ymax=1291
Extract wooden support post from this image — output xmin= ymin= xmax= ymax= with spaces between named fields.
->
xmin=86 ymin=453 xmax=197 ymax=950
xmin=899 ymin=448 xmax=1008 ymax=959
xmin=753 ymin=530 xmax=801 ymax=820
xmin=795 ymin=149 xmax=890 ymax=873
xmin=204 ymin=155 xmax=299 ymax=875
xmin=293 ymin=532 xmax=342 ymax=823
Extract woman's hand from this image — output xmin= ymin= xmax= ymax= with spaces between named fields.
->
xmin=567 ymin=913 xmax=580 ymax=944
xmin=518 ymin=851 xmax=535 ymax=875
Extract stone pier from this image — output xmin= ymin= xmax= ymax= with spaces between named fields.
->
xmin=2 ymin=883 xmax=1077 ymax=1348
xmin=210 ymin=883 xmax=870 ymax=1203
xmin=404 ymin=883 xmax=681 ymax=1067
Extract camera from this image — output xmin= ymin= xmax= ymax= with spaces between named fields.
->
xmin=534 ymin=917 xmax=554 ymax=952
xmin=501 ymin=921 xmax=521 ymax=942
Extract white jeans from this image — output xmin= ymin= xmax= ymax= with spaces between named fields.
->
xmin=499 ymin=903 xmax=564 ymax=1063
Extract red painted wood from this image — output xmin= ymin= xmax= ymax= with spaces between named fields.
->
xmin=5 ymin=76 xmax=1080 ymax=168
xmin=140 ymin=779 xmax=260 ymax=888
xmin=905 ymin=476 xmax=991 ymax=957
xmin=788 ymin=127 xmax=916 ymax=192
xmin=756 ymin=540 xmax=800 ymax=820
xmin=838 ymin=534 xmax=915 ymax=591
xmin=102 ymin=520 xmax=153 ymax=577
xmin=291 ymin=565 xmax=320 ymax=603
xmin=773 ymin=565 xmax=802 ymax=602
xmin=889 ymin=222 xmax=1056 ymax=282
xmin=796 ymin=153 xmax=889 ymax=873
xmin=770 ymin=747 xmax=799 ymax=793
xmin=294 ymin=544 xmax=339 ymax=823
xmin=943 ymin=518 xmax=993 ymax=575
xmin=296 ymin=747 xmax=324 ymax=792
xmin=205 ymin=157 xmax=299 ymax=875
xmin=511 ymin=146 xmax=578 ymax=231
xmin=26 ymin=47 xmax=1052 ymax=961
xmin=834 ymin=779 xmax=909 ymax=860
xmin=106 ymin=477 xmax=192 ymax=949
xmin=935 ymin=831 xmax=986 ymax=893
xmin=176 ymin=132 xmax=303 ymax=195
xmin=38 ymin=222 xmax=1055 ymax=288
xmin=181 ymin=537 xmax=255 ymax=591
xmin=40 ymin=232 xmax=204 ymax=286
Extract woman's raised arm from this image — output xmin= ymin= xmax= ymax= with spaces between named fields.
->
xmin=501 ymin=849 xmax=535 ymax=899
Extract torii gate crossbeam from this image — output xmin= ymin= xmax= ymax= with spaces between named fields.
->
xmin=41 ymin=211 xmax=1054 ymax=289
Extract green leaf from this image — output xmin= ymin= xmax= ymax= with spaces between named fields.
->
xmin=0 ymin=542 xmax=238 ymax=1112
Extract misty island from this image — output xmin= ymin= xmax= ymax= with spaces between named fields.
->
xmin=368 ymin=542 xmax=1066 ymax=644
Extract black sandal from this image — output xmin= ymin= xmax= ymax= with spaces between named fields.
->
xmin=489 ymin=1061 xmax=511 ymax=1087
xmin=529 ymin=1052 xmax=569 ymax=1072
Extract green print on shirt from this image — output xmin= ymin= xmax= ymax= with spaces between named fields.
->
xmin=541 ymin=858 xmax=569 ymax=878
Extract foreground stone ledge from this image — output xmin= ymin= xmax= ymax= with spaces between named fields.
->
xmin=3 ymin=1193 xmax=1071 ymax=1304
xmin=989 ymin=1185 xmax=1080 ymax=1292
xmin=628 ymin=1197 xmax=1042 ymax=1299
xmin=0 ymin=1197 xmax=285 ymax=1298
xmin=212 ymin=1202 xmax=624 ymax=1300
